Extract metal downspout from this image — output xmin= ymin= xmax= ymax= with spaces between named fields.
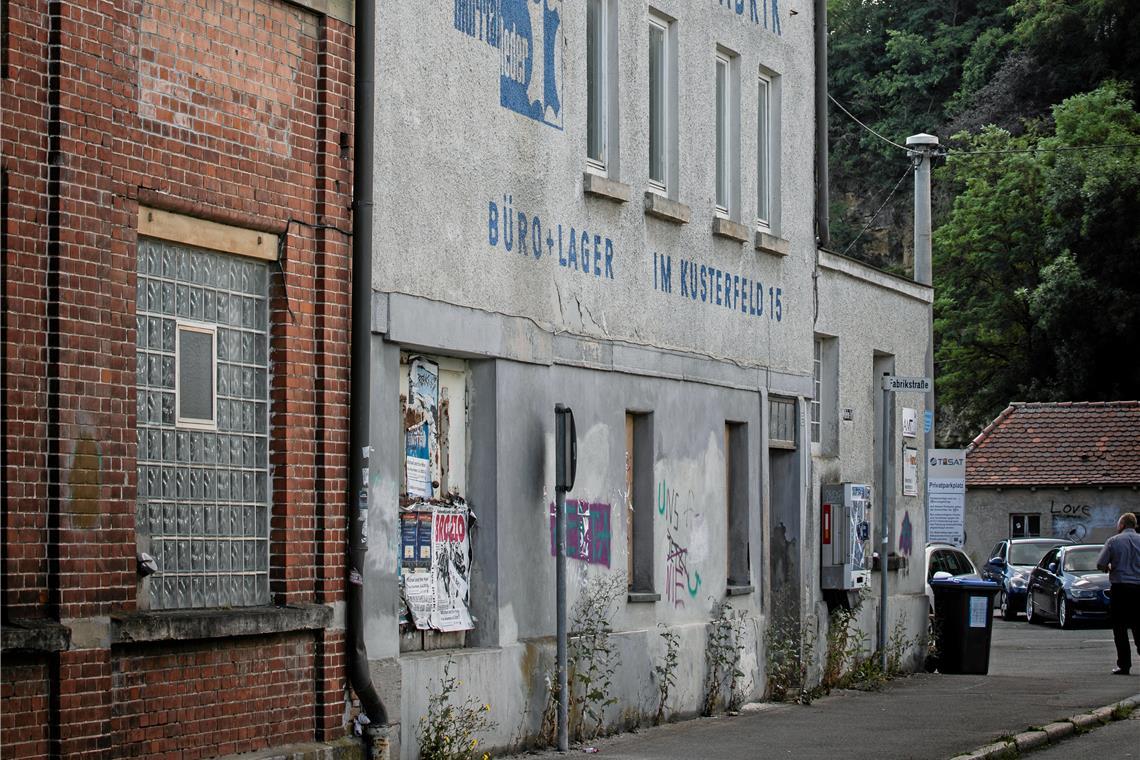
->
xmin=814 ymin=0 xmax=830 ymax=248
xmin=348 ymin=0 xmax=388 ymax=734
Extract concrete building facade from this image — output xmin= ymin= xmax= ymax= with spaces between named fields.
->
xmin=364 ymin=2 xmax=933 ymax=756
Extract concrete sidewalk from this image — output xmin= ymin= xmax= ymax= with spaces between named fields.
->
xmin=505 ymin=618 xmax=1140 ymax=760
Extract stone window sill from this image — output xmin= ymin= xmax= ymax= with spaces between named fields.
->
xmin=2 ymin=619 xmax=71 ymax=653
xmin=583 ymin=172 xmax=631 ymax=204
xmin=712 ymin=217 xmax=750 ymax=243
xmin=644 ymin=191 xmax=691 ymax=225
xmin=755 ymin=230 xmax=789 ymax=256
xmin=627 ymin=591 xmax=661 ymax=604
xmin=726 ymin=584 xmax=754 ymax=597
xmin=111 ymin=603 xmax=332 ymax=644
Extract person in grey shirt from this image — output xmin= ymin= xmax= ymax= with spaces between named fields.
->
xmin=1097 ymin=512 xmax=1140 ymax=675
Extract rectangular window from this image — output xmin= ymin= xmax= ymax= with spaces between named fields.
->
xmin=176 ymin=322 xmax=217 ymax=429
xmin=725 ymin=422 xmax=750 ymax=589
xmin=715 ymin=49 xmax=739 ymax=217
xmin=627 ymin=412 xmax=656 ymax=598
xmin=587 ymin=0 xmax=606 ymax=168
xmin=137 ymin=237 xmax=271 ymax=610
xmin=1010 ymin=514 xmax=1041 ymax=538
xmin=648 ymin=14 xmax=674 ymax=192
xmin=768 ymin=397 xmax=796 ymax=449
xmin=756 ymin=72 xmax=772 ymax=228
xmin=811 ymin=339 xmax=822 ymax=444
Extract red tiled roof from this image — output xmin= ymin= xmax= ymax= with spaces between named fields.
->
xmin=966 ymin=401 xmax=1140 ymax=487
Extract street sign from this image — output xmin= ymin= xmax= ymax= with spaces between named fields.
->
xmin=882 ymin=376 xmax=931 ymax=392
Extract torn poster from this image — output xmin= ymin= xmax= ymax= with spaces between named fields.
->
xmin=405 ymin=357 xmax=440 ymax=499
xmin=402 ymin=572 xmax=435 ymax=630
xmin=430 ymin=504 xmax=473 ymax=632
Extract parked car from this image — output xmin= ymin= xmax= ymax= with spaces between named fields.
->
xmin=1025 ymin=544 xmax=1111 ymax=628
xmin=981 ymin=537 xmax=1073 ymax=620
xmin=925 ymin=542 xmax=980 ymax=611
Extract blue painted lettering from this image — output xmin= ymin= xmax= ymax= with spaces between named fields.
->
xmin=700 ymin=265 xmax=707 ymax=302
xmin=517 ymin=212 xmax=528 ymax=255
xmin=503 ymin=195 xmax=513 ymax=251
xmin=604 ymin=238 xmax=614 ymax=279
xmin=568 ymin=227 xmax=577 ymax=269
xmin=488 ymin=200 xmax=499 ymax=246
xmin=558 ymin=224 xmax=566 ymax=265
xmin=532 ymin=216 xmax=542 ymax=259
xmin=593 ymin=234 xmax=601 ymax=276
xmin=659 ymin=253 xmax=672 ymax=294
xmin=580 ymin=231 xmax=590 ymax=275
xmin=680 ymin=260 xmax=689 ymax=298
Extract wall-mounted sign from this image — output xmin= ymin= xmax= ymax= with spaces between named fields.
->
xmin=902 ymin=407 xmax=918 ymax=438
xmin=927 ymin=449 xmax=966 ymax=546
xmin=903 ymin=446 xmax=919 ymax=496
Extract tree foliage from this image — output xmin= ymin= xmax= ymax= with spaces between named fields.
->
xmin=829 ymin=1 xmax=1140 ymax=443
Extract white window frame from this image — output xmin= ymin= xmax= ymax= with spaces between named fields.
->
xmin=175 ymin=320 xmax=218 ymax=430
xmin=586 ymin=0 xmax=617 ymax=175
xmin=648 ymin=12 xmax=675 ymax=195
xmin=756 ymin=71 xmax=773 ymax=230
xmin=811 ymin=338 xmax=822 ymax=444
xmin=714 ymin=49 xmax=740 ymax=219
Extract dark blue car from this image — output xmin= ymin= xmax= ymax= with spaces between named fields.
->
xmin=1025 ymin=544 xmax=1111 ymax=629
xmin=981 ymin=537 xmax=1072 ymax=620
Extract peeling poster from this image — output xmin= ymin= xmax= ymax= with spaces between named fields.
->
xmin=402 ymin=503 xmax=473 ymax=632
xmin=405 ymin=357 xmax=440 ymax=499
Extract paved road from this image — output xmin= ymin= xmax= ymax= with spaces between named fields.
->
xmin=1026 ymin=709 xmax=1140 ymax=759
xmin=507 ymin=617 xmax=1140 ymax=760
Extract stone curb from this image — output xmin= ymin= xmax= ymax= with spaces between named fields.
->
xmin=949 ymin=693 xmax=1140 ymax=759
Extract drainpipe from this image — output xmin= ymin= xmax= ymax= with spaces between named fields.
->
xmin=347 ymin=0 xmax=388 ymax=734
xmin=814 ymin=0 xmax=830 ymax=248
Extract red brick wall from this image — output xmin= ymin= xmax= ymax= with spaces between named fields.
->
xmin=1 ymin=659 xmax=53 ymax=759
xmin=2 ymin=0 xmax=356 ymax=755
xmin=111 ymin=634 xmax=317 ymax=759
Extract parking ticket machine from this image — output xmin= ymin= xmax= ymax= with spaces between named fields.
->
xmin=821 ymin=483 xmax=872 ymax=591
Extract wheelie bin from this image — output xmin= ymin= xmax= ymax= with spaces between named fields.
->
xmin=930 ymin=577 xmax=1000 ymax=674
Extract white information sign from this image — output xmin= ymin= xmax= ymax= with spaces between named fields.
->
xmin=903 ymin=447 xmax=919 ymax=497
xmin=969 ymin=595 xmax=988 ymax=628
xmin=927 ymin=449 xmax=966 ymax=546
xmin=902 ymin=407 xmax=918 ymax=438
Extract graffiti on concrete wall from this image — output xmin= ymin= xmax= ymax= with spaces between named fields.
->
xmin=549 ymin=499 xmax=612 ymax=566
xmin=659 ymin=480 xmax=702 ymax=607
xmin=899 ymin=511 xmax=914 ymax=557
xmin=1049 ymin=501 xmax=1120 ymax=542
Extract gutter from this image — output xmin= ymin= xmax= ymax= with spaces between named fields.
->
xmin=347 ymin=0 xmax=388 ymax=737
xmin=814 ymin=0 xmax=830 ymax=248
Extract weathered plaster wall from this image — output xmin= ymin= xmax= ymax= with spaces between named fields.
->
xmin=372 ymin=0 xmax=817 ymax=373
xmin=964 ymin=487 xmax=1140 ymax=567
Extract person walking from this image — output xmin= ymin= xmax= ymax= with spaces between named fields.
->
xmin=1097 ymin=512 xmax=1140 ymax=675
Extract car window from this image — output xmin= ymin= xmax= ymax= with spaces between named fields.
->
xmin=989 ymin=542 xmax=1004 ymax=561
xmin=1062 ymin=547 xmax=1101 ymax=573
xmin=1038 ymin=548 xmax=1060 ymax=570
xmin=945 ymin=550 xmax=973 ymax=576
xmin=1010 ymin=541 xmax=1060 ymax=565
xmin=928 ymin=551 xmax=943 ymax=579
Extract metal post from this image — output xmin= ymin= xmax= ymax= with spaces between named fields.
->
xmin=879 ymin=383 xmax=892 ymax=673
xmin=907 ymin=133 xmax=939 ymax=542
xmin=556 ymin=483 xmax=567 ymax=751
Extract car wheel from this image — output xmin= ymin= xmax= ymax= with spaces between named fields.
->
xmin=1058 ymin=597 xmax=1072 ymax=629
xmin=1026 ymin=595 xmax=1040 ymax=624
xmin=999 ymin=590 xmax=1017 ymax=621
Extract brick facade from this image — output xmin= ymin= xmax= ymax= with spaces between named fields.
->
xmin=2 ymin=0 xmax=357 ymax=756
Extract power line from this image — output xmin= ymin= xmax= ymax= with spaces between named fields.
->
xmin=940 ymin=142 xmax=1140 ymax=157
xmin=828 ymin=93 xmax=910 ymax=152
xmin=840 ymin=164 xmax=914 ymax=257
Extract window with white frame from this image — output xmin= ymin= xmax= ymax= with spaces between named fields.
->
xmin=648 ymin=13 xmax=674 ymax=193
xmin=811 ymin=338 xmax=822 ymax=443
xmin=587 ymin=0 xmax=609 ymax=171
xmin=137 ymin=237 xmax=271 ymax=610
xmin=715 ymin=50 xmax=739 ymax=217
xmin=756 ymin=71 xmax=773 ymax=229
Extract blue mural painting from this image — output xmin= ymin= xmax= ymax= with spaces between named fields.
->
xmin=488 ymin=195 xmax=616 ymax=280
xmin=652 ymin=252 xmax=784 ymax=322
xmin=454 ymin=0 xmax=564 ymax=129
xmin=715 ymin=0 xmax=782 ymax=34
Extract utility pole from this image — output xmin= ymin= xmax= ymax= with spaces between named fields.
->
xmin=906 ymin=133 xmax=938 ymax=542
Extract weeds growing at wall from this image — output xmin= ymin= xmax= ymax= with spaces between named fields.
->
xmin=702 ymin=600 xmax=747 ymax=716
xmin=764 ymin=604 xmax=815 ymax=704
xmin=821 ymin=601 xmax=917 ymax=693
xmin=653 ymin=624 xmax=680 ymax=725
xmin=417 ymin=656 xmax=497 ymax=760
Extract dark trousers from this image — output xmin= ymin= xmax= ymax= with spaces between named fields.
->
xmin=1110 ymin=582 xmax=1140 ymax=671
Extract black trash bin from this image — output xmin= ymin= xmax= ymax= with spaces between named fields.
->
xmin=930 ymin=578 xmax=1000 ymax=674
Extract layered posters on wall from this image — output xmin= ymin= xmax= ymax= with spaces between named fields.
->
xmin=405 ymin=356 xmax=440 ymax=499
xmin=927 ymin=449 xmax=966 ymax=546
xmin=401 ymin=503 xmax=473 ymax=632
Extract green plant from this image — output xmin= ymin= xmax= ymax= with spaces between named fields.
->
xmin=653 ymin=625 xmax=680 ymax=725
xmin=567 ymin=574 xmax=625 ymax=740
xmin=703 ymin=600 xmax=747 ymax=716
xmin=765 ymin=606 xmax=814 ymax=704
xmin=417 ymin=656 xmax=497 ymax=760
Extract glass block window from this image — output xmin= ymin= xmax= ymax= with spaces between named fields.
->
xmin=136 ymin=237 xmax=271 ymax=609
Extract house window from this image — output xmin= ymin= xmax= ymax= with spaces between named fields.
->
xmin=725 ymin=422 xmax=750 ymax=589
xmin=648 ymin=13 xmax=674 ymax=193
xmin=756 ymin=71 xmax=773 ymax=229
xmin=715 ymin=50 xmax=739 ymax=217
xmin=811 ymin=339 xmax=822 ymax=444
xmin=768 ymin=397 xmax=796 ymax=449
xmin=626 ymin=412 xmax=656 ymax=598
xmin=587 ymin=0 xmax=609 ymax=171
xmin=176 ymin=322 xmax=217 ymax=429
xmin=136 ymin=237 xmax=271 ymax=610
xmin=1010 ymin=514 xmax=1041 ymax=538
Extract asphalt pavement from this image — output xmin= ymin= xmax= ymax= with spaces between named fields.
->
xmin=506 ymin=616 xmax=1140 ymax=760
